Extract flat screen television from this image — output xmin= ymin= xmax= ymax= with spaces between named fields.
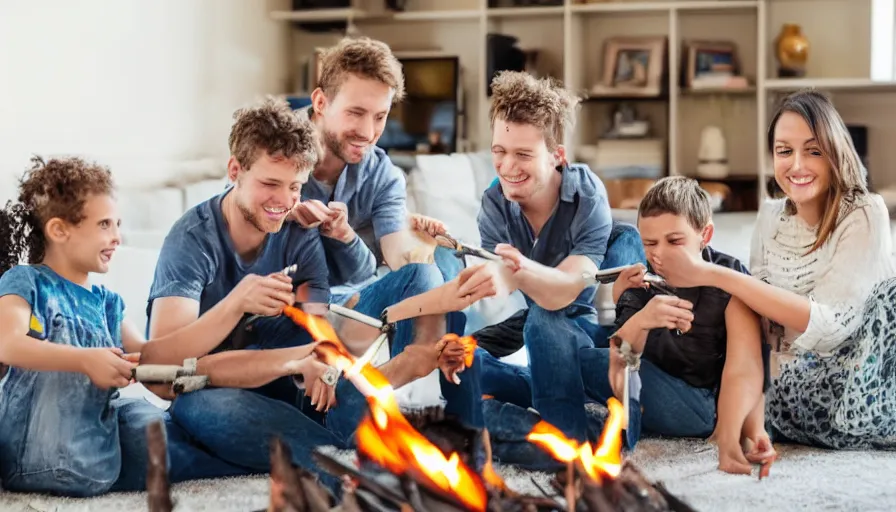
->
xmin=378 ymin=56 xmax=461 ymax=154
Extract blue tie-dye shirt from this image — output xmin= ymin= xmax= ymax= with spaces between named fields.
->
xmin=0 ymin=264 xmax=128 ymax=479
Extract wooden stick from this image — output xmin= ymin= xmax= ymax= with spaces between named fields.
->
xmin=146 ymin=421 xmax=173 ymax=512
xmin=565 ymin=461 xmax=576 ymax=512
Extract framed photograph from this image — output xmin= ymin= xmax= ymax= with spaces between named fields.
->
xmin=592 ymin=36 xmax=666 ymax=97
xmin=683 ymin=40 xmax=741 ymax=89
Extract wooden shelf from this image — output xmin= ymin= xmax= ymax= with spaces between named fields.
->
xmin=388 ymin=10 xmax=481 ymax=22
xmin=487 ymin=6 xmax=564 ymax=18
xmin=680 ymin=86 xmax=757 ymax=96
xmin=764 ymin=78 xmax=896 ymax=92
xmin=276 ymin=0 xmax=896 ymax=194
xmin=271 ymin=8 xmax=481 ymax=24
xmin=270 ymin=8 xmax=366 ymax=22
xmin=583 ymin=94 xmax=669 ymax=103
xmin=570 ymin=0 xmax=757 ymax=14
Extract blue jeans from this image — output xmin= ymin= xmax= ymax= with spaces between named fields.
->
xmin=169 ymin=264 xmax=481 ymax=491
xmin=479 ymin=304 xmax=598 ymax=442
xmin=580 ymin=348 xmax=716 ymax=437
xmin=484 ymin=396 xmax=643 ymax=471
xmin=353 ymin=263 xmax=483 ymax=429
xmin=0 ymin=387 xmax=244 ymax=497
xmin=170 ymin=380 xmax=366 ymax=492
xmin=169 ymin=312 xmax=368 ymax=492
xmin=434 ymin=245 xmax=465 ymax=282
xmin=593 ymin=221 xmax=648 ymax=345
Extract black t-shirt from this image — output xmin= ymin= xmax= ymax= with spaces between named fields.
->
xmin=615 ymin=247 xmax=749 ymax=390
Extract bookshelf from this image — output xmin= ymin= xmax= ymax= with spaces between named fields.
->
xmin=272 ymin=0 xmax=896 ymax=209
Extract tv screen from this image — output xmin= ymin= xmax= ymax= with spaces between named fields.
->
xmin=378 ymin=56 xmax=460 ymax=154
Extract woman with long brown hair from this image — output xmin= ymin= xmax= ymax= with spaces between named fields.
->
xmin=651 ymin=89 xmax=896 ymax=449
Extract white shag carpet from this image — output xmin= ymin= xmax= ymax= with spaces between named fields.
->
xmin=3 ymin=438 xmax=895 ymax=512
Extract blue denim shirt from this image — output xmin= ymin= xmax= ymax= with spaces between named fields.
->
xmin=0 ymin=265 xmax=126 ymax=479
xmin=302 ymin=144 xmax=407 ymax=298
xmin=477 ymin=164 xmax=612 ymax=307
xmin=147 ymin=189 xmax=330 ymax=351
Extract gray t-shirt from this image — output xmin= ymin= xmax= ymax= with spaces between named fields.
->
xmin=147 ymin=189 xmax=329 ymax=351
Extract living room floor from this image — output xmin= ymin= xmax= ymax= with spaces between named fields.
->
xmin=3 ymin=213 xmax=896 ymax=511
xmin=3 ymin=438 xmax=895 ymax=511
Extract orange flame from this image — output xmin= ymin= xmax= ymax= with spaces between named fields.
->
xmin=526 ymin=398 xmax=625 ymax=482
xmin=283 ymin=305 xmax=495 ymax=511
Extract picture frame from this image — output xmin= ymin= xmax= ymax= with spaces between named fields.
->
xmin=683 ymin=40 xmax=741 ymax=89
xmin=591 ymin=36 xmax=667 ymax=98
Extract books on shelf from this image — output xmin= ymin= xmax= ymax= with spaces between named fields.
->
xmin=584 ymin=138 xmax=665 ymax=180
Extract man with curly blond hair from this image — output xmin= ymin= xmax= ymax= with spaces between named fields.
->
xmin=456 ymin=71 xmax=620 ymax=462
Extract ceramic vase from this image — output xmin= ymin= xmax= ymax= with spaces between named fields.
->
xmin=775 ymin=24 xmax=809 ymax=78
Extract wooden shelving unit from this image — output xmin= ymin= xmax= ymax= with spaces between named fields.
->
xmin=272 ymin=0 xmax=896 ymax=210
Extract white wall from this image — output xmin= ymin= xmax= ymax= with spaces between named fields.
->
xmin=0 ymin=0 xmax=291 ymax=204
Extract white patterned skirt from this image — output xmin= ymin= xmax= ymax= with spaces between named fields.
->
xmin=767 ymin=278 xmax=896 ymax=449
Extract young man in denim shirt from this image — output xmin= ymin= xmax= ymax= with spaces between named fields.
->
xmin=289 ymin=37 xmax=481 ymax=430
xmin=457 ymin=72 xmax=614 ymax=450
xmin=141 ymin=97 xmax=454 ymax=489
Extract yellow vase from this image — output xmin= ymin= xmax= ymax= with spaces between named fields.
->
xmin=775 ymin=24 xmax=809 ymax=77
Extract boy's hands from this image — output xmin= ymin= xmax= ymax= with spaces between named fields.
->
xmin=79 ymin=347 xmax=136 ymax=389
xmin=632 ymin=295 xmax=695 ymax=337
xmin=612 ymin=263 xmax=648 ymax=302
xmin=230 ymin=273 xmax=295 ymax=317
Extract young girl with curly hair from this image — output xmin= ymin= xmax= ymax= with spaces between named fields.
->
xmin=0 ymin=156 xmax=246 ymax=497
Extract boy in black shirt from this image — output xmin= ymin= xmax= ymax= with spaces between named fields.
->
xmin=590 ymin=176 xmax=775 ymax=474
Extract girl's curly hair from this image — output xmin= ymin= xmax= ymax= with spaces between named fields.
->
xmin=0 ymin=156 xmax=115 ymax=278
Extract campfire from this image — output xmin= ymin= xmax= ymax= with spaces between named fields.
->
xmin=145 ymin=306 xmax=698 ymax=512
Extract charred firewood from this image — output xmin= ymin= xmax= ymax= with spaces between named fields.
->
xmin=404 ymin=407 xmax=480 ymax=469
xmin=542 ymin=461 xmax=699 ymax=512
xmin=647 ymin=482 xmax=698 ymax=512
xmin=403 ymin=405 xmax=447 ymax=430
xmin=146 ymin=421 xmax=174 ymax=512
xmin=269 ymin=437 xmax=306 ymax=512
xmin=297 ymin=467 xmax=334 ymax=512
xmin=312 ymin=450 xmax=406 ymax=507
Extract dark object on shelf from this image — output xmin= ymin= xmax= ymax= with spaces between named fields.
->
xmin=488 ymin=0 xmax=562 ymax=6
xmin=486 ymin=34 xmax=526 ymax=96
xmin=290 ymin=0 xmax=351 ymax=32
xmin=378 ymin=56 xmax=461 ymax=154
xmin=292 ymin=0 xmax=350 ymax=7
xmin=385 ymin=0 xmax=406 ymax=11
xmin=698 ymin=174 xmax=760 ymax=212
xmin=583 ymin=92 xmax=669 ymax=103
xmin=847 ymin=124 xmax=872 ymax=189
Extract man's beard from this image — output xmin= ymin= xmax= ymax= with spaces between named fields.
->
xmin=323 ymin=128 xmax=366 ymax=164
xmin=236 ymin=196 xmax=268 ymax=233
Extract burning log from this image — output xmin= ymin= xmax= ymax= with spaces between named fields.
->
xmin=241 ymin=306 xmax=698 ymax=511
xmin=266 ymin=437 xmax=334 ymax=512
xmin=527 ymin=400 xmax=698 ymax=512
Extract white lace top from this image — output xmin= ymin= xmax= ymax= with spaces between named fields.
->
xmin=749 ymin=193 xmax=896 ymax=356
